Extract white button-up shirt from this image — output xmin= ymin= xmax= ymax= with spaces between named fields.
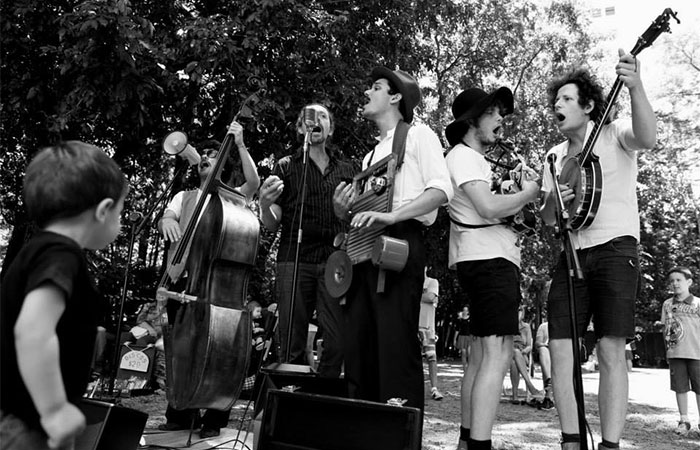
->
xmin=362 ymin=123 xmax=453 ymax=226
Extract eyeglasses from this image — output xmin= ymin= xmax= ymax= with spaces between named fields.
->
xmin=204 ymin=150 xmax=219 ymax=159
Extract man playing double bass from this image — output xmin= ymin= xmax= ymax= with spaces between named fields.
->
xmin=158 ymin=121 xmax=260 ymax=439
xmin=540 ymin=50 xmax=656 ymax=450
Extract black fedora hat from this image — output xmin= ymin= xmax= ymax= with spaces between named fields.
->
xmin=371 ymin=66 xmax=422 ymax=123
xmin=444 ymin=87 xmax=513 ymax=146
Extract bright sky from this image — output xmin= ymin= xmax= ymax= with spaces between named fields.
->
xmin=582 ymin=0 xmax=700 ymax=197
xmin=584 ymin=1 xmax=697 ymax=96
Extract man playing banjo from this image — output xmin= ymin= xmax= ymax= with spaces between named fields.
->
xmin=540 ymin=49 xmax=656 ymax=450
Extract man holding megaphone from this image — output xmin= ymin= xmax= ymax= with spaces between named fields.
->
xmin=157 ymin=120 xmax=260 ymax=438
xmin=160 ymin=121 xmax=259 ymax=243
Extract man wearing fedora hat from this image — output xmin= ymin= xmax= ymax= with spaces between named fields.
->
xmin=333 ymin=66 xmax=452 ymax=411
xmin=540 ymin=51 xmax=655 ymax=450
xmin=444 ymin=86 xmax=539 ymax=450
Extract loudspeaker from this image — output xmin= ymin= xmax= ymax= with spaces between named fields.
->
xmin=162 ymin=131 xmax=201 ymax=166
xmin=254 ymin=364 xmax=348 ymax=416
xmin=75 ymin=399 xmax=148 ymax=450
xmin=259 ymin=390 xmax=422 ymax=450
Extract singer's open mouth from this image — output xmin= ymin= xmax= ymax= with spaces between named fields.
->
xmin=312 ymin=126 xmax=322 ymax=132
xmin=556 ymin=113 xmax=566 ymax=122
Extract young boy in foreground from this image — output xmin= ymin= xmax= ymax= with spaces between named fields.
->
xmin=1 ymin=141 xmax=128 ymax=450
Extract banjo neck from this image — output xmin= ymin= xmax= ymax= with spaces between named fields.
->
xmin=577 ymin=78 xmax=623 ymax=165
xmin=579 ymin=7 xmax=678 ymax=164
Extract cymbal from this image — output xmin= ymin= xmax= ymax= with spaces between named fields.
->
xmin=324 ymin=250 xmax=353 ymax=298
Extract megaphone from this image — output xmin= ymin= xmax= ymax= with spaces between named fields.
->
xmin=163 ymin=131 xmax=201 ymax=166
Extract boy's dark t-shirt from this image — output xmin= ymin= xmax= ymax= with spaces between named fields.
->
xmin=0 ymin=231 xmax=101 ymax=430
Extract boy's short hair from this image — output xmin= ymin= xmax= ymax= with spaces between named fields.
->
xmin=24 ymin=141 xmax=128 ymax=227
xmin=668 ymin=266 xmax=693 ymax=280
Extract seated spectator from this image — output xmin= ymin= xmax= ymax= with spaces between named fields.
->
xmin=124 ymin=302 xmax=164 ymax=390
xmin=125 ymin=302 xmax=162 ymax=347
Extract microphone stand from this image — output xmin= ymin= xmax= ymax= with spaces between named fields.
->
xmin=106 ymin=163 xmax=189 ymax=398
xmin=134 ymin=164 xmax=189 ymax=237
xmin=107 ymin=217 xmax=139 ymax=397
xmin=548 ymin=158 xmax=589 ymax=449
xmin=283 ymin=128 xmax=313 ymax=366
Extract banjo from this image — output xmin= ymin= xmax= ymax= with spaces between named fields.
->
xmin=559 ymin=8 xmax=679 ymax=230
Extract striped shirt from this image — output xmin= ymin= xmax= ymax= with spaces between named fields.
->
xmin=274 ymin=149 xmax=356 ymax=263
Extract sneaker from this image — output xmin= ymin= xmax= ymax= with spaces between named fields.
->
xmin=539 ymin=397 xmax=555 ymax=410
xmin=431 ymin=387 xmax=444 ymax=401
xmin=675 ymin=421 xmax=691 ymax=435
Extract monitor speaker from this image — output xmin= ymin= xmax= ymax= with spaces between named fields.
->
xmin=75 ymin=399 xmax=148 ymax=450
xmin=259 ymin=390 xmax=422 ymax=450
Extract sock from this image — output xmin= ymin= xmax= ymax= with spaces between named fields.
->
xmin=544 ymin=378 xmax=552 ymax=389
xmin=459 ymin=426 xmax=470 ymax=442
xmin=681 ymin=414 xmax=690 ymax=422
xmin=600 ymin=440 xmax=619 ymax=449
xmin=561 ymin=432 xmax=580 ymax=443
xmin=467 ymin=438 xmax=491 ymax=450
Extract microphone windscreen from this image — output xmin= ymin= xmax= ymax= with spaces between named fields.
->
xmin=303 ymin=107 xmax=318 ymax=127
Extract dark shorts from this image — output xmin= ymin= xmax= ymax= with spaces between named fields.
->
xmin=669 ymin=358 xmax=700 ymax=394
xmin=548 ymin=236 xmax=639 ymax=340
xmin=456 ymin=258 xmax=520 ymax=337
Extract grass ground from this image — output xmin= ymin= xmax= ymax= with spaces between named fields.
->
xmin=119 ymin=359 xmax=700 ymax=449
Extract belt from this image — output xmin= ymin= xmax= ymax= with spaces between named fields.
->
xmin=609 ymin=235 xmax=637 ymax=245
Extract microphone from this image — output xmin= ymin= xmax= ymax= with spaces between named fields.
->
xmin=303 ymin=107 xmax=319 ymax=128
xmin=547 ymin=153 xmax=557 ymax=164
xmin=128 ymin=212 xmax=143 ymax=223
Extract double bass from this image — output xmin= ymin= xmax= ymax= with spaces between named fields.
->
xmin=156 ymin=95 xmax=261 ymax=411
xmin=559 ymin=8 xmax=679 ymax=230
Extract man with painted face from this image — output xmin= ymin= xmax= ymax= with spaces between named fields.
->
xmin=333 ymin=67 xmax=452 ymax=411
xmin=259 ymin=103 xmax=355 ymax=378
xmin=444 ymin=87 xmax=539 ymax=450
xmin=540 ymin=51 xmax=656 ymax=450
xmin=158 ymin=121 xmax=260 ymax=438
